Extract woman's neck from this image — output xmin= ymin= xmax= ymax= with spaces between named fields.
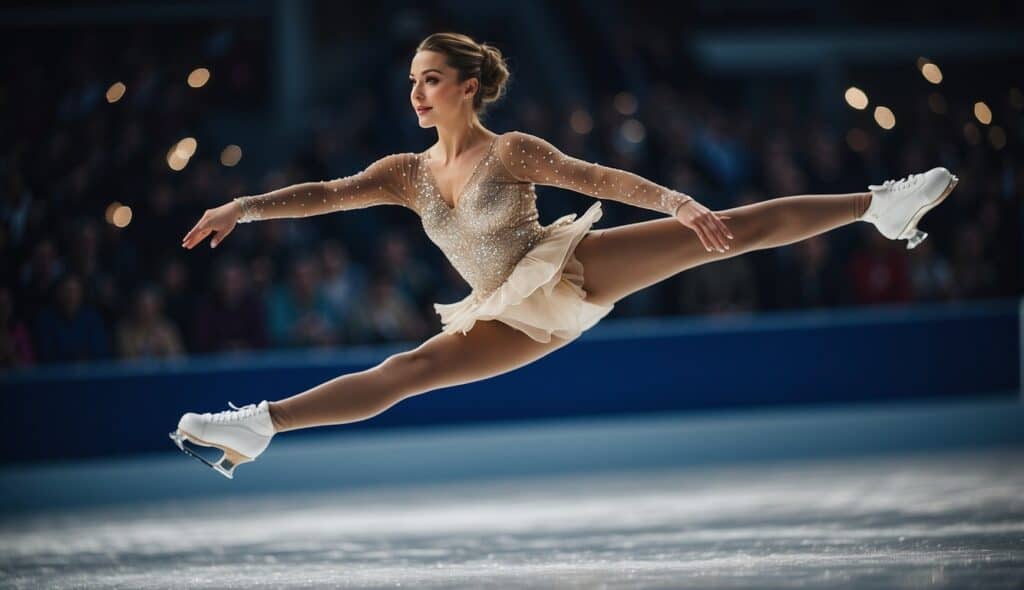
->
xmin=432 ymin=119 xmax=493 ymax=164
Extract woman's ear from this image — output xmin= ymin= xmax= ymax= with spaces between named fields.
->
xmin=463 ymin=78 xmax=478 ymax=100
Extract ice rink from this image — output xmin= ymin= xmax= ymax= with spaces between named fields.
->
xmin=2 ymin=450 xmax=1022 ymax=589
xmin=2 ymin=397 xmax=1022 ymax=589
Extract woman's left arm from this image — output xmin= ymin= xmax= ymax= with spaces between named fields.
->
xmin=494 ymin=131 xmax=733 ymax=252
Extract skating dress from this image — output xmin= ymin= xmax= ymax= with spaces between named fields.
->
xmin=235 ymin=131 xmax=692 ymax=343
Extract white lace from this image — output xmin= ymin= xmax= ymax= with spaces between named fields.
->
xmin=208 ymin=401 xmax=261 ymax=424
xmin=874 ymin=173 xmax=921 ymax=192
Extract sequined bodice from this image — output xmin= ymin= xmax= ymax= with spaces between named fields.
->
xmin=414 ymin=137 xmax=548 ymax=295
xmin=234 ymin=131 xmax=693 ymax=298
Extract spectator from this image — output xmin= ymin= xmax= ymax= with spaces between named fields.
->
xmin=673 ymin=255 xmax=758 ymax=315
xmin=69 ymin=220 xmax=120 ymax=326
xmin=191 ymin=258 xmax=268 ymax=353
xmin=775 ymin=235 xmax=846 ymax=309
xmin=907 ymin=239 xmax=954 ymax=302
xmin=846 ymin=226 xmax=913 ymax=305
xmin=267 ymin=255 xmax=340 ymax=348
xmin=350 ymin=270 xmax=430 ymax=344
xmin=0 ymin=287 xmax=36 ymax=368
xmin=950 ymin=224 xmax=998 ymax=299
xmin=379 ymin=231 xmax=436 ymax=308
xmin=320 ymin=239 xmax=367 ymax=334
xmin=116 ymin=285 xmax=184 ymax=360
xmin=33 ymin=273 xmax=110 ymax=363
xmin=18 ymin=238 xmax=64 ymax=324
xmin=158 ymin=258 xmax=195 ymax=350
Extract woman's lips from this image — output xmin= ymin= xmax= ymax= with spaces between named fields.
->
xmin=416 ymin=107 xmax=432 ymax=114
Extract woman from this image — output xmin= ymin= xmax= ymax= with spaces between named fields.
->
xmin=171 ymin=32 xmax=958 ymax=478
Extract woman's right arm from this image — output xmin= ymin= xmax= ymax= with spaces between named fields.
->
xmin=236 ymin=152 xmax=417 ymax=222
xmin=182 ymin=152 xmax=417 ymax=249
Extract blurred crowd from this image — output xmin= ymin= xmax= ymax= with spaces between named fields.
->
xmin=2 ymin=14 xmax=1019 ymax=369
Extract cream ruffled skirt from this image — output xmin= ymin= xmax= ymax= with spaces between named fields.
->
xmin=433 ymin=201 xmax=614 ymax=344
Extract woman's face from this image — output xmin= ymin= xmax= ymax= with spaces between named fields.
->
xmin=409 ymin=50 xmax=478 ymax=128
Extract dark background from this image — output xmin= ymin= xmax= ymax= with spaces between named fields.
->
xmin=1 ymin=0 xmax=1020 ymax=368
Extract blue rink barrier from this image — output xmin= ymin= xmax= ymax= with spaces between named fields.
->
xmin=0 ymin=299 xmax=1017 ymax=463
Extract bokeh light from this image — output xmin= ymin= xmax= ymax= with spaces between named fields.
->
xmin=873 ymin=106 xmax=895 ymax=130
xmin=570 ymin=109 xmax=593 ymax=134
xmin=174 ymin=137 xmax=198 ymax=159
xmin=973 ymin=101 xmax=992 ymax=125
xmin=105 ymin=82 xmax=126 ymax=103
xmin=614 ymin=92 xmax=638 ymax=116
xmin=187 ymin=68 xmax=211 ymax=88
xmin=167 ymin=144 xmax=190 ymax=171
xmin=621 ymin=119 xmax=645 ymax=143
xmin=844 ymin=87 xmax=869 ymax=110
xmin=111 ymin=205 xmax=133 ymax=228
xmin=104 ymin=201 xmax=122 ymax=224
xmin=921 ymin=62 xmax=943 ymax=84
xmin=220 ymin=145 xmax=243 ymax=167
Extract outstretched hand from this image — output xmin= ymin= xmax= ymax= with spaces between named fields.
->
xmin=673 ymin=199 xmax=734 ymax=253
xmin=182 ymin=200 xmax=243 ymax=249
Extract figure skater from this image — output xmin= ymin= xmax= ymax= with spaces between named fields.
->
xmin=170 ymin=32 xmax=958 ymax=478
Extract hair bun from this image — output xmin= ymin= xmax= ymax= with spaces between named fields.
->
xmin=477 ymin=43 xmax=509 ymax=103
xmin=480 ymin=45 xmax=497 ymax=84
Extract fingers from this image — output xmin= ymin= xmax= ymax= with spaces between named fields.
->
xmin=182 ymin=214 xmax=214 ymax=249
xmin=695 ymin=216 xmax=727 ymax=252
xmin=693 ymin=222 xmax=714 ymax=252
xmin=181 ymin=227 xmax=199 ymax=248
xmin=706 ymin=211 xmax=734 ymax=251
xmin=712 ymin=213 xmax=734 ymax=241
xmin=678 ymin=202 xmax=734 ymax=253
xmin=704 ymin=218 xmax=728 ymax=252
xmin=182 ymin=213 xmax=207 ymax=249
xmin=694 ymin=213 xmax=736 ymax=253
xmin=182 ymin=227 xmax=211 ymax=249
xmin=682 ymin=213 xmax=715 ymax=253
xmin=211 ymin=225 xmax=233 ymax=248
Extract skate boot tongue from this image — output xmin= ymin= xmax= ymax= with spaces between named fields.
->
xmin=868 ymin=173 xmax=921 ymax=193
xmin=211 ymin=401 xmax=261 ymax=423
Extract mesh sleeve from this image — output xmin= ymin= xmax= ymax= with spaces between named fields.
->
xmin=234 ymin=153 xmax=417 ymax=223
xmin=493 ymin=131 xmax=692 ymax=216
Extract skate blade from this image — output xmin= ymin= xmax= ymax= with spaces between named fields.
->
xmin=899 ymin=174 xmax=959 ymax=250
xmin=168 ymin=430 xmax=249 ymax=479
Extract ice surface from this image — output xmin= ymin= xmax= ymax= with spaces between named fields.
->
xmin=2 ymin=449 xmax=1022 ymax=589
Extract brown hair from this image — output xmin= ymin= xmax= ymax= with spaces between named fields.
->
xmin=416 ymin=32 xmax=510 ymax=117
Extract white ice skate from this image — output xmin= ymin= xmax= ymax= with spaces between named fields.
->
xmin=169 ymin=400 xmax=275 ymax=479
xmin=860 ymin=167 xmax=959 ymax=249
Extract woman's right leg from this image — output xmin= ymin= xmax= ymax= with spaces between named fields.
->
xmin=268 ymin=319 xmax=575 ymax=432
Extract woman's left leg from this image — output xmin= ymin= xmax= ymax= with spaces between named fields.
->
xmin=573 ymin=192 xmax=872 ymax=307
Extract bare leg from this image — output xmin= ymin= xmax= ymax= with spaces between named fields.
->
xmin=574 ymin=192 xmax=872 ymax=307
xmin=269 ymin=192 xmax=869 ymax=432
xmin=269 ymin=318 xmax=575 ymax=432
